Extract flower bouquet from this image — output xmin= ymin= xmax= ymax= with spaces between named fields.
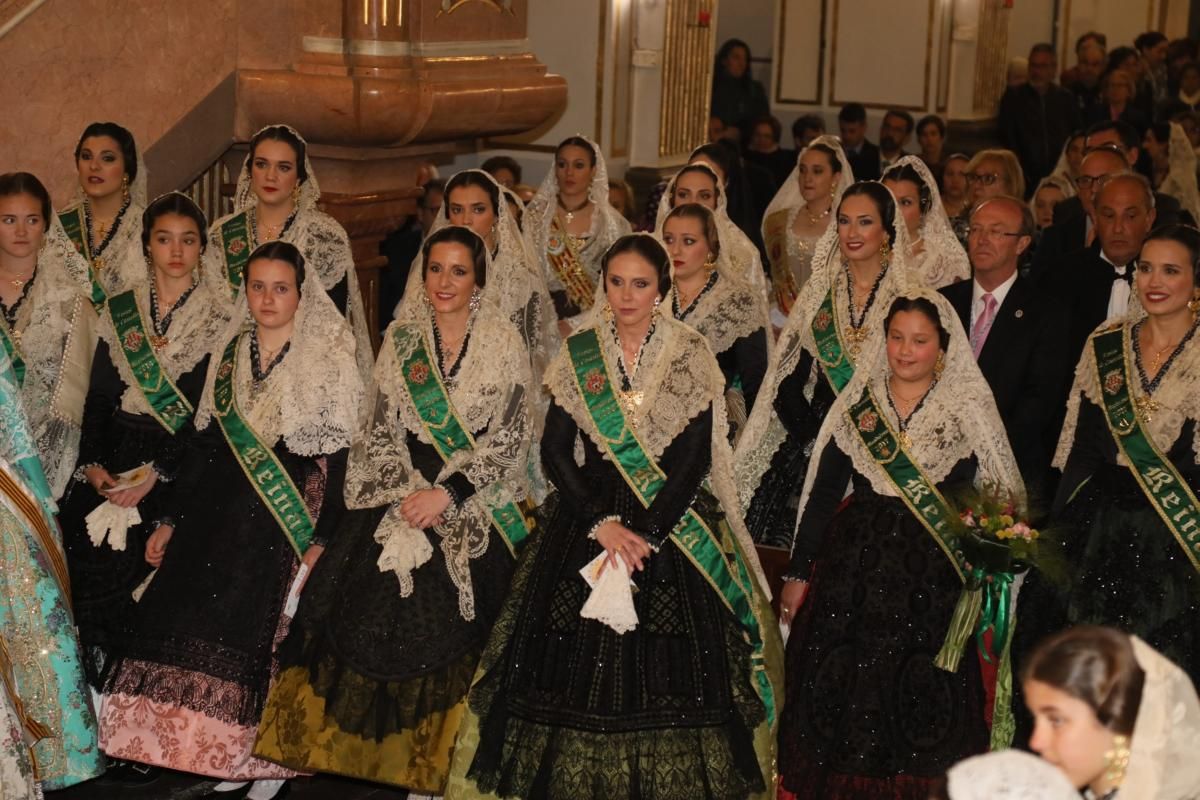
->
xmin=935 ymin=484 xmax=1042 ymax=673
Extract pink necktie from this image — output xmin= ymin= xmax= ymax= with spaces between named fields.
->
xmin=971 ymin=293 xmax=997 ymax=359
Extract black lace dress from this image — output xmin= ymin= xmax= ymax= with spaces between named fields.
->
xmin=778 ymin=445 xmax=988 ymax=800
xmin=461 ymin=402 xmax=768 ymax=800
xmin=1050 ymin=401 xmax=1200 ymax=681
xmin=97 ymin=419 xmax=349 ymax=780
xmin=58 ymin=338 xmax=209 ymax=690
xmin=744 ymin=353 xmax=836 ymax=548
xmin=254 ymin=430 xmax=515 ymax=791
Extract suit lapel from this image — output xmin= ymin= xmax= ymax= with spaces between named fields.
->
xmin=977 ymin=277 xmax=1030 ymax=367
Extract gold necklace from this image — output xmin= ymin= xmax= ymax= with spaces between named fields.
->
xmin=805 ymin=205 xmax=831 ymax=225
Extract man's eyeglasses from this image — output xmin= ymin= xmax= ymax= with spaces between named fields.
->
xmin=968 ymin=227 xmax=1025 ymax=240
xmin=1075 ymin=173 xmax=1115 ymax=190
xmin=965 ymin=172 xmax=1002 ymax=186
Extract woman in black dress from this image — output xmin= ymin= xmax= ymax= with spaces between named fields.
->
xmin=98 ymin=240 xmax=364 ymax=798
xmin=254 ymin=226 xmax=533 ymax=792
xmin=59 ymin=193 xmax=231 ymax=691
xmin=446 ymin=234 xmax=781 ymax=800
xmin=777 ymin=290 xmax=1024 ymax=800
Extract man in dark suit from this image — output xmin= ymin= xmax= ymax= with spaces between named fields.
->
xmin=942 ymin=196 xmax=1073 ymax=504
xmin=838 ymin=102 xmax=881 ymax=181
xmin=1049 ymin=173 xmax=1156 ymax=366
xmin=1032 ymin=145 xmax=1127 ymax=279
xmin=998 ymin=43 xmax=1082 ymax=195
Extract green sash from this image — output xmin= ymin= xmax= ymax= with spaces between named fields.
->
xmin=567 ymin=328 xmax=777 ymax=724
xmin=392 ymin=325 xmax=531 ymax=555
xmin=0 ymin=322 xmax=24 ymax=387
xmin=58 ymin=206 xmax=108 ymax=307
xmin=216 ymin=212 xmax=253 ymax=297
xmin=106 ymin=290 xmax=194 ymax=433
xmin=810 ymin=287 xmax=855 ymax=393
xmin=1092 ymin=327 xmax=1200 ymax=572
xmin=213 ymin=334 xmax=315 ymax=556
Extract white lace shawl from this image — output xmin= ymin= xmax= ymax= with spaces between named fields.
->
xmin=1053 ymin=311 xmax=1200 ymax=469
xmin=345 ymin=304 xmax=532 ymax=621
xmin=1157 ymin=121 xmax=1200 ymax=225
xmin=946 ymin=750 xmax=1080 ymax=799
xmin=10 ymin=217 xmax=97 ymax=497
xmin=887 ymin=155 xmax=971 ymax=289
xmin=193 ymin=265 xmax=364 ymax=457
xmin=212 ymin=123 xmax=374 ymax=379
xmin=760 ymin=135 xmax=855 ymax=303
xmin=543 ymin=316 xmax=770 ymax=596
xmin=654 ymin=163 xmax=767 ymax=296
xmin=795 ymin=289 xmax=1025 ymax=524
xmin=61 ymin=146 xmax=148 ymax=297
xmin=1121 ymin=636 xmax=1200 ymax=800
xmin=96 ymin=237 xmax=234 ymax=418
xmin=524 ymin=134 xmax=632 ymax=322
xmin=734 ymin=198 xmax=921 ymax=509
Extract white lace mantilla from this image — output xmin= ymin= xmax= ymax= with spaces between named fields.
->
xmin=345 ymin=305 xmax=532 ymax=620
xmin=886 ymin=155 xmax=971 ymax=289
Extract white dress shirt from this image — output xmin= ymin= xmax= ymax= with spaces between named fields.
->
xmin=1099 ymin=249 xmax=1133 ymax=320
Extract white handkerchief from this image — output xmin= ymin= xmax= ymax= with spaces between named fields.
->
xmin=580 ymin=552 xmax=639 ymax=634
xmin=283 ymin=563 xmax=310 ymax=619
xmin=84 ymin=501 xmax=141 ymax=551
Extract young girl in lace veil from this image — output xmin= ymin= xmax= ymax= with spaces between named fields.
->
xmin=206 ymin=124 xmax=375 ymax=378
xmin=0 ymin=172 xmax=98 ymax=498
xmin=445 ymin=233 xmax=781 ymax=800
xmin=736 ymin=181 xmax=919 ymax=549
xmin=761 ymin=134 xmax=855 ymax=322
xmin=524 ymin=135 xmax=632 ymax=334
xmin=661 ymin=203 xmax=770 ymax=436
xmin=57 ymin=121 xmax=148 ymax=301
xmin=776 ymin=289 xmax=1024 ymax=800
xmin=58 ymin=193 xmax=233 ymax=695
xmin=1023 ymin=625 xmax=1200 ymax=799
xmin=254 ymin=226 xmax=533 ymax=793
xmin=655 ymin=162 xmax=768 ymax=297
xmin=99 ymin=241 xmax=363 ymax=799
xmin=882 ymin=155 xmax=972 ymax=288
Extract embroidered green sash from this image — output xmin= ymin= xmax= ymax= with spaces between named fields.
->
xmin=213 ymin=334 xmax=315 ymax=556
xmin=0 ymin=322 xmax=24 ymax=387
xmin=216 ymin=212 xmax=253 ymax=297
xmin=567 ymin=328 xmax=777 ymax=724
xmin=810 ymin=287 xmax=855 ymax=393
xmin=58 ymin=206 xmax=108 ymax=307
xmin=106 ymin=290 xmax=193 ymax=433
xmin=392 ymin=325 xmax=531 ymax=555
xmin=1092 ymin=327 xmax=1200 ymax=572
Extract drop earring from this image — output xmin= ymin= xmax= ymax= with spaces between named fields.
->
xmin=879 ymin=237 xmax=891 ymax=266
xmin=469 ymin=287 xmax=482 ymax=312
xmin=121 ymin=174 xmax=130 ymax=204
xmin=933 ymin=351 xmax=945 ymax=380
xmin=1103 ymin=734 xmax=1130 ymax=786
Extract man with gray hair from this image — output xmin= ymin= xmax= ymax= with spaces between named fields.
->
xmin=1053 ymin=172 xmax=1157 ymax=361
xmin=942 ymin=195 xmax=1072 ymax=500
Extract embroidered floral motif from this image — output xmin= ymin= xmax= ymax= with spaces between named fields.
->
xmin=857 ymin=410 xmax=879 ymax=433
xmin=217 ymin=360 xmax=235 ymax=380
xmin=122 ymin=328 xmax=145 ymax=352
xmin=227 ymin=237 xmax=247 ymax=256
xmin=584 ymin=368 xmax=606 ymax=395
xmin=408 ymin=361 xmax=430 ymax=386
xmin=814 ymin=309 xmax=833 ymax=331
xmin=1103 ymin=369 xmax=1125 ymax=396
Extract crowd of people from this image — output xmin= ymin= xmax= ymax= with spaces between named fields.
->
xmin=1 ymin=25 xmax=1200 ymax=800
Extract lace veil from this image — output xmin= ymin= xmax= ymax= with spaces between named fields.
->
xmin=217 ymin=123 xmax=374 ymax=379
xmin=945 ymin=749 xmax=1079 ymax=799
xmin=1121 ymin=636 xmax=1200 ymax=800
xmin=524 ymin=134 xmax=632 ymax=318
xmin=1053 ymin=309 xmax=1200 ymax=469
xmin=794 ymin=288 xmax=1025 ymax=525
xmin=96 ymin=192 xmax=235 ymax=418
xmin=348 ymin=239 xmax=533 ymax=619
xmin=655 ymin=163 xmax=766 ymax=294
xmin=1158 ymin=121 xmax=1200 ymax=224
xmin=543 ymin=314 xmax=770 ymax=596
xmin=884 ymin=155 xmax=971 ymax=288
xmin=734 ymin=184 xmax=921 ymax=508
xmin=762 ymin=134 xmax=856 ymax=225
xmin=193 ymin=256 xmax=364 ymax=457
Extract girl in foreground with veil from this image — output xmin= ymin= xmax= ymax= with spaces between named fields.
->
xmin=206 ymin=124 xmax=375 ymax=378
xmin=776 ymin=290 xmax=1024 ymax=800
xmin=99 ymin=241 xmax=363 ymax=799
xmin=760 ymin=135 xmax=855 ymax=324
xmin=882 ymin=156 xmax=972 ymax=288
xmin=525 ymin=135 xmax=631 ymax=336
xmin=736 ymin=182 xmax=918 ymax=548
xmin=445 ymin=234 xmax=781 ymax=800
xmin=253 ymin=226 xmax=533 ymax=792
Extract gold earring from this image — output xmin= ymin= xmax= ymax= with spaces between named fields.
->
xmin=1103 ymin=734 xmax=1131 ymax=785
xmin=121 ymin=174 xmax=130 ymax=204
xmin=652 ymin=296 xmax=662 ymax=318
xmin=603 ymin=302 xmax=614 ymax=321
xmin=933 ymin=351 xmax=945 ymax=379
xmin=1188 ymin=292 xmax=1200 ymax=314
xmin=879 ymin=237 xmax=891 ymax=265
xmin=291 ymin=184 xmax=300 ymax=204
xmin=469 ymin=287 xmax=482 ymax=312
xmin=704 ymin=254 xmax=717 ymax=276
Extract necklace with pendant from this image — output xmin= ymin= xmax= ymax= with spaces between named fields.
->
xmin=558 ymin=196 xmax=589 ymax=226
